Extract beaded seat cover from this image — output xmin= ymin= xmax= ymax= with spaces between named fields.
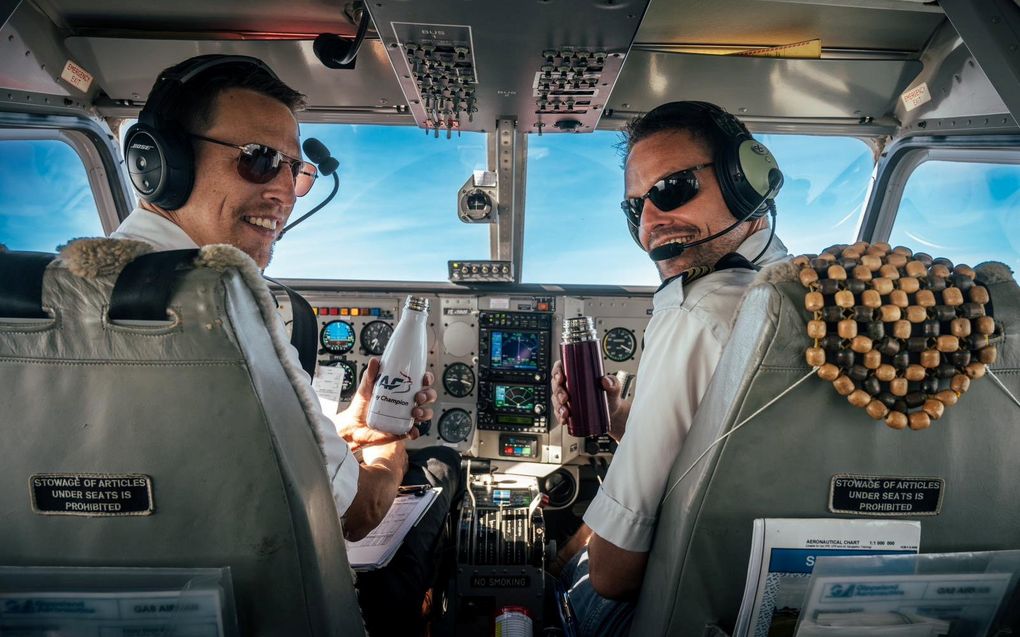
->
xmin=795 ymin=242 xmax=1004 ymax=430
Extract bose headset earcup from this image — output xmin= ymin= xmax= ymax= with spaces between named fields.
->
xmin=124 ymin=121 xmax=195 ymax=209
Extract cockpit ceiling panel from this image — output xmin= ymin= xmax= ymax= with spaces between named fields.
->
xmin=365 ymin=0 xmax=651 ymax=135
xmin=64 ymin=37 xmax=409 ymax=116
xmin=635 ymin=0 xmax=945 ymax=53
xmin=604 ymin=51 xmax=923 ymax=123
xmin=33 ymin=0 xmax=359 ymax=37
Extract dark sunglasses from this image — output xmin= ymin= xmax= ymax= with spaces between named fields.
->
xmin=191 ymin=134 xmax=318 ymax=197
xmin=620 ymin=163 xmax=714 ymax=225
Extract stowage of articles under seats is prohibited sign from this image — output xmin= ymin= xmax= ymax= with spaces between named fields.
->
xmin=830 ymin=473 xmax=943 ymax=516
xmin=30 ymin=473 xmax=154 ymax=516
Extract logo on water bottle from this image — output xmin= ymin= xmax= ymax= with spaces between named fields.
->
xmin=378 ymin=371 xmax=413 ymax=393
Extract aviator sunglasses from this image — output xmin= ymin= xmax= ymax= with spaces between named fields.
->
xmin=191 ymin=134 xmax=318 ymax=197
xmin=620 ymin=163 xmax=714 ymax=225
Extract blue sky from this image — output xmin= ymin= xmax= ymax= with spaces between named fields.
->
xmin=2 ymin=129 xmax=1017 ymax=281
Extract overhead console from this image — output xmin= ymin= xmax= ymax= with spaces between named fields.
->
xmin=365 ymin=0 xmax=652 ymax=135
xmin=281 ymin=286 xmax=651 ymax=470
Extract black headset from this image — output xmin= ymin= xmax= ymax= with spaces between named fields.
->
xmin=625 ymin=101 xmax=784 ymax=246
xmin=123 ymin=55 xmax=280 ymax=210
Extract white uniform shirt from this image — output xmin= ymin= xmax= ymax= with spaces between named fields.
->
xmin=583 ymin=229 xmax=789 ymax=552
xmin=111 ymin=208 xmax=360 ymax=515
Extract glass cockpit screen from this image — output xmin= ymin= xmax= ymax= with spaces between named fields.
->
xmin=493 ymin=384 xmax=536 ymax=411
xmin=489 ymin=331 xmax=540 ymax=370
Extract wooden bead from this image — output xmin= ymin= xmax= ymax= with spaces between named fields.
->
xmin=875 ymin=364 xmax=897 ymax=382
xmin=888 ymin=290 xmax=909 ymax=308
xmin=892 ymin=320 xmax=912 ymax=339
xmin=975 ymin=316 xmax=996 ymax=335
xmin=968 ymin=285 xmax=989 ymax=304
xmin=799 ymin=268 xmax=819 ymax=286
xmin=936 ymin=390 xmax=959 ymax=406
xmin=866 ymin=400 xmax=889 ymax=420
xmin=920 ymin=350 xmax=941 ymax=369
xmin=820 ymin=279 xmax=841 ymax=295
xmin=806 ymin=346 xmax=826 ymax=367
xmin=836 ymin=350 xmax=855 ymax=368
xmin=871 ymin=277 xmax=894 ymax=295
xmin=805 ymin=291 xmax=824 ymax=312
xmin=833 ymin=375 xmax=856 ymax=396
xmin=879 ymin=305 xmax=901 ymax=322
xmin=908 ymin=412 xmax=931 ymax=430
xmin=942 ymin=287 xmax=964 ymax=306
xmin=965 ymin=362 xmax=987 ymax=379
xmin=891 ymin=246 xmax=912 ymax=257
xmin=914 ymin=252 xmax=934 ymax=267
xmin=851 ymin=336 xmax=873 ymax=353
xmin=793 ymin=255 xmax=812 ymax=267
xmin=954 ymin=264 xmax=976 ymax=279
xmin=828 ymin=264 xmax=847 ymax=281
xmin=849 ymin=364 xmax=870 ymax=382
xmin=950 ymin=318 xmax=971 ymax=338
xmin=930 ymin=264 xmax=951 ymax=279
xmin=912 ymin=289 xmax=934 ymax=308
xmin=835 ymin=290 xmax=855 ymax=308
xmin=890 ymin=378 xmax=908 ymax=396
xmin=906 ymin=306 xmax=927 ymax=323
xmin=817 ymin=363 xmax=840 ymax=381
xmin=978 ymin=346 xmax=997 ymax=364
xmin=936 ymin=335 xmax=960 ymax=353
xmin=848 ymin=389 xmax=872 ymax=408
xmin=923 ymin=399 xmax=945 ymax=420
xmin=863 ymin=350 xmax=882 ymax=369
xmin=879 ymin=264 xmax=901 ymax=280
xmin=887 ymin=253 xmax=909 ymax=269
xmin=905 ymin=365 xmax=926 ymax=382
xmin=860 ymin=289 xmax=882 ymax=308
xmin=853 ymin=265 xmax=873 ymax=281
xmin=872 ymin=242 xmax=892 ymax=253
xmin=838 ymin=319 xmax=858 ymax=339
xmin=860 ymin=255 xmax=883 ymax=271
xmin=885 ymin=411 xmax=908 ymax=430
xmin=807 ymin=320 xmax=827 ymax=339
xmin=959 ymin=303 xmax=985 ymax=319
xmin=951 ymin=374 xmax=970 ymax=394
xmin=897 ymin=276 xmax=921 ymax=294
xmin=817 ymin=252 xmax=837 ymax=263
xmin=904 ymin=261 xmax=927 ymax=278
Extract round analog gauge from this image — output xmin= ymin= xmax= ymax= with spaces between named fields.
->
xmin=321 ymin=359 xmax=358 ymax=400
xmin=320 ymin=320 xmax=355 ymax=354
xmin=438 ymin=408 xmax=473 ymax=444
xmin=360 ymin=320 xmax=394 ymax=356
xmin=442 ymin=362 xmax=476 ymax=398
xmin=602 ymin=327 xmax=637 ymax=362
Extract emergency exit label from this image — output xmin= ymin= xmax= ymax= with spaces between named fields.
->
xmin=30 ymin=473 xmax=154 ymax=516
xmin=829 ymin=473 xmax=943 ymax=516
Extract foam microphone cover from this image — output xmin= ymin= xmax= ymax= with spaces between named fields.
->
xmin=302 ymin=137 xmax=339 ymax=176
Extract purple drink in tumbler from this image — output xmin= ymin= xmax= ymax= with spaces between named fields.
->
xmin=560 ymin=316 xmax=611 ymax=438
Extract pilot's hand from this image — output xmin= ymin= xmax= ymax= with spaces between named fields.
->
xmin=336 ymin=357 xmax=436 ymax=452
xmin=551 ymin=361 xmax=631 ymax=443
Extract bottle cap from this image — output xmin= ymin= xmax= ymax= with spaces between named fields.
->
xmin=405 ymin=295 xmax=430 ymax=312
xmin=562 ymin=315 xmax=597 ymax=343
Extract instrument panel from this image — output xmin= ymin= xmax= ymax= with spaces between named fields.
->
xmin=279 ymin=288 xmax=652 ymax=469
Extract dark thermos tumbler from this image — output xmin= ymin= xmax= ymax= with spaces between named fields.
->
xmin=560 ymin=316 xmax=611 ymax=438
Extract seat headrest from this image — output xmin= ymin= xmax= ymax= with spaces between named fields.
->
xmin=0 ymin=248 xmax=57 ymax=319
xmin=789 ymin=242 xmax=1008 ymax=431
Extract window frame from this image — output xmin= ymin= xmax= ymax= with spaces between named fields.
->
xmin=0 ymin=112 xmax=135 ymax=235
xmin=862 ymin=134 xmax=1020 ymax=244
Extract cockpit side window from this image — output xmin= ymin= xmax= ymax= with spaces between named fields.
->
xmin=0 ymin=138 xmax=104 ymax=251
xmin=889 ymin=160 xmax=1020 ymax=272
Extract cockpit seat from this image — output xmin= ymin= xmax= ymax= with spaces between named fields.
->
xmin=630 ymin=243 xmax=1019 ymax=636
xmin=0 ymin=240 xmax=365 ymax=636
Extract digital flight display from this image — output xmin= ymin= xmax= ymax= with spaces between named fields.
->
xmin=489 ymin=331 xmax=540 ymax=370
xmin=494 ymin=384 xmax=535 ymax=411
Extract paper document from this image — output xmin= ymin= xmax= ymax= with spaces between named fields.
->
xmin=346 ymin=487 xmax=441 ymax=571
xmin=734 ymin=518 xmax=920 ymax=637
xmin=798 ymin=572 xmax=1013 ymax=637
xmin=0 ymin=589 xmax=225 ymax=636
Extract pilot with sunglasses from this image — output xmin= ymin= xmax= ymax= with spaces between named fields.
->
xmin=550 ymin=102 xmax=790 ymax=635
xmin=111 ymin=55 xmax=461 ymax=635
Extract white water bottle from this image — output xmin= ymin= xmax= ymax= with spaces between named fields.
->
xmin=366 ymin=295 xmax=430 ymax=434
